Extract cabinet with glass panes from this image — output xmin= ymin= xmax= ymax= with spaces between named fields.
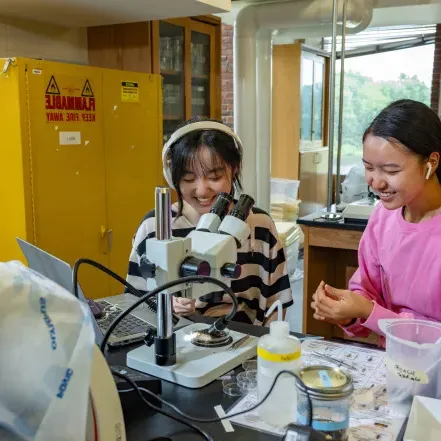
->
xmin=152 ymin=16 xmax=221 ymax=143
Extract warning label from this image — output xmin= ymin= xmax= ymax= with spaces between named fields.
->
xmin=81 ymin=79 xmax=94 ymax=97
xmin=46 ymin=75 xmax=60 ymax=95
xmin=45 ymin=75 xmax=96 ymax=123
xmin=121 ymin=81 xmax=139 ymax=102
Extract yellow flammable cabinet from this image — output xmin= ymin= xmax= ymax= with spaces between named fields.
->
xmin=0 ymin=57 xmax=162 ymax=298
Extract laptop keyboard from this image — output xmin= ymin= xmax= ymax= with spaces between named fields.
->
xmin=96 ymin=300 xmax=154 ymax=338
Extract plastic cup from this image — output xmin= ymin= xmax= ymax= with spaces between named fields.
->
xmin=379 ymin=319 xmax=441 ymax=417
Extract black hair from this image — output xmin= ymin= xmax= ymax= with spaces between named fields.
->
xmin=168 ymin=116 xmax=243 ymax=216
xmin=363 ymin=99 xmax=441 ymax=182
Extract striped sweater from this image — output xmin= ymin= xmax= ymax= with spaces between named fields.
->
xmin=126 ymin=205 xmax=293 ymax=325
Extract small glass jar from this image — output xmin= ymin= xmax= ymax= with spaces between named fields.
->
xmin=296 ymin=365 xmax=353 ymax=441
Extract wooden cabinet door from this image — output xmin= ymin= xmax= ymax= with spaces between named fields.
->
xmin=153 ymin=17 xmax=220 ymax=144
xmin=155 ymin=19 xmax=187 ymax=143
xmin=188 ymin=19 xmax=216 ymax=119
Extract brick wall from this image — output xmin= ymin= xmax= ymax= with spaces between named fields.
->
xmin=431 ymin=24 xmax=441 ymax=114
xmin=221 ymin=24 xmax=234 ymax=128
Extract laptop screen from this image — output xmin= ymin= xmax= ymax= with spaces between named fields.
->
xmin=16 ymin=238 xmax=104 ymax=345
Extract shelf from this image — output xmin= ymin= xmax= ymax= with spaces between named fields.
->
xmin=162 ymin=70 xmax=183 ymax=76
xmin=163 ymin=115 xmax=183 ymax=121
xmin=192 ymin=74 xmax=209 ymax=80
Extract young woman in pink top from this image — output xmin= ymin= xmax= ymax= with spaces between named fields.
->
xmin=311 ymin=99 xmax=441 ymax=341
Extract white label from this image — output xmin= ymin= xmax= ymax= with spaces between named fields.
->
xmin=385 ymin=356 xmax=429 ymax=384
xmin=214 ymin=405 xmax=234 ymax=433
xmin=32 ymin=69 xmax=42 ymax=75
xmin=59 ymin=132 xmax=81 ymax=145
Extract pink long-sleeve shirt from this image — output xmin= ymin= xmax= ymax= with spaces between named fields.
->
xmin=344 ymin=202 xmax=441 ymax=344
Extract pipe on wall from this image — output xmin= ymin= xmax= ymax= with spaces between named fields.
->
xmin=256 ymin=29 xmax=272 ymax=212
xmin=234 ymin=0 xmax=373 ymax=207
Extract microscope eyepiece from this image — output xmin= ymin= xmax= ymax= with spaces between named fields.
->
xmin=230 ymin=194 xmax=255 ymax=221
xmin=210 ymin=192 xmax=233 ymax=220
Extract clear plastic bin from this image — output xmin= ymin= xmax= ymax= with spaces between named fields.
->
xmin=379 ymin=319 xmax=441 ymax=417
xmin=285 ymin=239 xmax=300 ymax=277
xmin=271 ymin=178 xmax=300 ymax=202
xmin=275 ymin=222 xmax=301 ymax=279
xmin=271 ymin=179 xmax=300 ymax=222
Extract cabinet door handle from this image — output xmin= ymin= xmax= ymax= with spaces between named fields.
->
xmin=107 ymin=229 xmax=113 ymax=252
xmin=313 ymin=153 xmax=322 ymax=164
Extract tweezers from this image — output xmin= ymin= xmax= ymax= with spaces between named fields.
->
xmin=228 ymin=334 xmax=251 ymax=351
xmin=313 ymin=351 xmax=355 ymax=370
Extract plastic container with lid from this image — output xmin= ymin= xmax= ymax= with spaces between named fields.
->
xmin=271 ymin=178 xmax=300 ymax=202
xmin=270 ymin=178 xmax=301 ymax=222
xmin=296 ymin=366 xmax=354 ymax=441
xmin=257 ymin=301 xmax=301 ymax=427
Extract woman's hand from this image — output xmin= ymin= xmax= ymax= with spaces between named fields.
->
xmin=311 ymin=281 xmax=374 ymax=325
xmin=172 ymin=297 xmax=196 ymax=316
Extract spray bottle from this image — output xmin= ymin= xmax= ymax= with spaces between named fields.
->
xmin=257 ymin=300 xmax=301 ymax=427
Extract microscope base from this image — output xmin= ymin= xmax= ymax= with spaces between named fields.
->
xmin=126 ymin=323 xmax=258 ymax=388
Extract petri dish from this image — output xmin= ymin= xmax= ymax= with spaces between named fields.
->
xmin=222 ymin=378 xmax=243 ymax=397
xmin=242 ymin=360 xmax=257 ymax=372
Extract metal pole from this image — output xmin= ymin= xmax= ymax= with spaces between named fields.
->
xmin=154 ymin=185 xmax=174 ymax=359
xmin=326 ymin=0 xmax=339 ymax=210
xmin=335 ymin=0 xmax=348 ymax=206
xmin=157 ymin=293 xmax=173 ymax=339
xmin=155 ymin=187 xmax=172 ymax=240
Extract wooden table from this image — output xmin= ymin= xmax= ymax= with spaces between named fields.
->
xmin=297 ymin=212 xmax=375 ymax=341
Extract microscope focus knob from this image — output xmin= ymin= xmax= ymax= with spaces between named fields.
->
xmin=144 ymin=328 xmax=156 ymax=347
xmin=180 ymin=257 xmax=211 ymax=278
xmin=221 ymin=263 xmax=241 ymax=279
xmin=139 ymin=255 xmax=157 ymax=279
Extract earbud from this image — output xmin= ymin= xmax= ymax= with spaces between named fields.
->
xmin=426 ymin=163 xmax=433 ymax=180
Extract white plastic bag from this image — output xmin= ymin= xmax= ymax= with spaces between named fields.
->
xmin=340 ymin=163 xmax=370 ymax=203
xmin=0 ymin=261 xmax=95 ymax=441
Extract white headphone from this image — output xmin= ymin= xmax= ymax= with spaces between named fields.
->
xmin=426 ymin=162 xmax=433 ymax=180
xmin=162 ymin=121 xmax=244 ymax=189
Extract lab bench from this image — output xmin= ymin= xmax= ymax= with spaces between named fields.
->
xmin=107 ymin=316 xmax=406 ymax=441
xmin=107 ymin=316 xmax=308 ymax=441
xmin=297 ymin=212 xmax=380 ymax=345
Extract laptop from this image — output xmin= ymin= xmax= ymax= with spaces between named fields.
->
xmin=16 ymin=238 xmax=192 ymax=347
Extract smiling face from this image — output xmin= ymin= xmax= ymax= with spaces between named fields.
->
xmin=363 ymin=134 xmax=432 ymax=210
xmin=178 ymin=145 xmax=234 ymax=215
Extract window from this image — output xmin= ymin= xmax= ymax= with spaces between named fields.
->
xmin=324 ymin=25 xmax=436 ymax=174
xmin=300 ymin=51 xmax=325 ymax=150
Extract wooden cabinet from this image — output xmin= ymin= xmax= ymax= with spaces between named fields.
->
xmin=88 ymin=22 xmax=154 ymax=73
xmin=300 ymin=223 xmax=380 ymax=345
xmin=152 ymin=16 xmax=221 ymax=141
xmin=301 ymin=224 xmax=362 ymax=338
xmin=299 ymin=148 xmax=329 ymax=217
xmin=88 ymin=16 xmax=221 ymax=143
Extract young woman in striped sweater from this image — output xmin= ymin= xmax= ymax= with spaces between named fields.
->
xmin=126 ymin=117 xmax=293 ymax=325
